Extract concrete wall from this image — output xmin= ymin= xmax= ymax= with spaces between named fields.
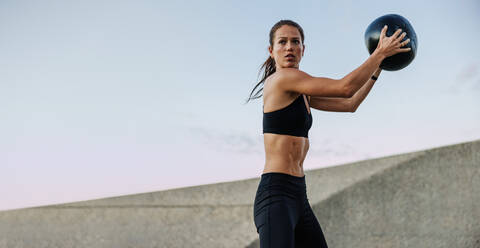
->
xmin=312 ymin=140 xmax=480 ymax=248
xmin=1 ymin=139 xmax=478 ymax=248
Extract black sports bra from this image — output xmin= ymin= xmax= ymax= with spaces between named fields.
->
xmin=263 ymin=94 xmax=313 ymax=138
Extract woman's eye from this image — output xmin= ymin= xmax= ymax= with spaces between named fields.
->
xmin=279 ymin=40 xmax=299 ymax=44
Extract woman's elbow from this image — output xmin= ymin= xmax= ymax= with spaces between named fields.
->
xmin=349 ymin=100 xmax=357 ymax=113
xmin=341 ymin=79 xmax=355 ymax=98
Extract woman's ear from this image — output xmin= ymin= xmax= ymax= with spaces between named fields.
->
xmin=268 ymin=46 xmax=273 ymax=58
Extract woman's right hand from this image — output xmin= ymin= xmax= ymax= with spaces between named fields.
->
xmin=375 ymin=25 xmax=411 ymax=58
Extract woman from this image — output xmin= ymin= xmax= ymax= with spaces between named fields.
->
xmin=246 ymin=20 xmax=410 ymax=248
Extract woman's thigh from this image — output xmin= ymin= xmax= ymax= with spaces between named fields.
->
xmin=294 ymin=202 xmax=329 ymax=248
xmin=255 ymin=197 xmax=298 ymax=248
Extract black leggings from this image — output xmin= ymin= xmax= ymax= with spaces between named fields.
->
xmin=253 ymin=172 xmax=329 ymax=248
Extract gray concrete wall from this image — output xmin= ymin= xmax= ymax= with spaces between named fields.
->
xmin=1 ymin=139 xmax=478 ymax=248
xmin=311 ymin=140 xmax=480 ymax=248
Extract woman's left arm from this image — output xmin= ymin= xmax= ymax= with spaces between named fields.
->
xmin=309 ymin=68 xmax=382 ymax=112
xmin=349 ymin=67 xmax=382 ymax=112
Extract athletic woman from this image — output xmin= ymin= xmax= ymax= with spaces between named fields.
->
xmin=246 ymin=20 xmax=411 ymax=248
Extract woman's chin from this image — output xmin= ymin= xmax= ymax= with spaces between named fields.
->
xmin=286 ymin=64 xmax=298 ymax=68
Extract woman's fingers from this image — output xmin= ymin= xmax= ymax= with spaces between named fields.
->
xmin=379 ymin=26 xmax=412 ymax=56
xmin=392 ymin=28 xmax=403 ymax=39
xmin=380 ymin=25 xmax=387 ymax=39
xmin=395 ymin=32 xmax=407 ymax=42
xmin=383 ymin=28 xmax=403 ymax=47
xmin=398 ymin=47 xmax=412 ymax=53
xmin=400 ymin=38 xmax=411 ymax=47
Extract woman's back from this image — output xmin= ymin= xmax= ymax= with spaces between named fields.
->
xmin=262 ymin=71 xmax=312 ymax=177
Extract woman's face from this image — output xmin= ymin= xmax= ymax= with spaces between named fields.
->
xmin=269 ymin=25 xmax=305 ymax=69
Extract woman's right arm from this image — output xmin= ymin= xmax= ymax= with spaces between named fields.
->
xmin=278 ymin=26 xmax=410 ymax=98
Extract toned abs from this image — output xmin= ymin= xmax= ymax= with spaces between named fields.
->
xmin=263 ymin=133 xmax=309 ymax=177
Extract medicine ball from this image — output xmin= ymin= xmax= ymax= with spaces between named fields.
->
xmin=364 ymin=14 xmax=418 ymax=71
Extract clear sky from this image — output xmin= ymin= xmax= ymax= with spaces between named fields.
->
xmin=1 ymin=0 xmax=479 ymax=211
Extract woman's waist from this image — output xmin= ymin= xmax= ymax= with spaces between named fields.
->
xmin=264 ymin=142 xmax=308 ymax=164
xmin=257 ymin=171 xmax=307 ymax=193
xmin=263 ymin=160 xmax=305 ymax=177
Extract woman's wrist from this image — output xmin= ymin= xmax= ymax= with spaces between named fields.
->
xmin=372 ymin=50 xmax=387 ymax=61
xmin=371 ymin=68 xmax=382 ymax=81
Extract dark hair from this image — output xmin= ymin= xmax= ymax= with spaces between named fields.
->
xmin=245 ymin=20 xmax=305 ymax=104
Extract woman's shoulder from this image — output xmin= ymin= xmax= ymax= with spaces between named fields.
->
xmin=272 ymin=68 xmax=309 ymax=82
xmin=267 ymin=68 xmax=310 ymax=91
xmin=265 ymin=69 xmax=305 ymax=98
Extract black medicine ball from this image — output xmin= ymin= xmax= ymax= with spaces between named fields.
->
xmin=364 ymin=14 xmax=418 ymax=71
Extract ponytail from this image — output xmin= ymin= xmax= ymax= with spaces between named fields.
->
xmin=245 ymin=56 xmax=276 ymax=104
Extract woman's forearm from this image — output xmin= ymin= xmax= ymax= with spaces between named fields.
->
xmin=350 ymin=68 xmax=382 ymax=112
xmin=342 ymin=51 xmax=385 ymax=97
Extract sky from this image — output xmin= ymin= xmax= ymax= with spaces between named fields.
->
xmin=1 ymin=0 xmax=479 ymax=211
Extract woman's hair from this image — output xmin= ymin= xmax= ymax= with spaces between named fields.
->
xmin=245 ymin=20 xmax=305 ymax=104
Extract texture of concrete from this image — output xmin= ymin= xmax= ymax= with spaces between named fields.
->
xmin=1 ymin=139 xmax=479 ymax=247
